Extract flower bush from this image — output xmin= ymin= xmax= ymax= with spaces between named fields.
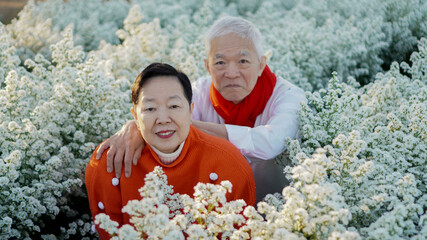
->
xmin=7 ymin=0 xmax=427 ymax=90
xmin=96 ymin=167 xmax=249 ymax=239
xmin=0 ymin=0 xmax=426 ymax=239
xmin=1 ymin=24 xmax=132 ymax=239
xmin=279 ymin=38 xmax=427 ymax=239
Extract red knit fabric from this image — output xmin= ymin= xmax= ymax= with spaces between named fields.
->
xmin=85 ymin=126 xmax=256 ymax=239
xmin=209 ymin=65 xmax=277 ymax=127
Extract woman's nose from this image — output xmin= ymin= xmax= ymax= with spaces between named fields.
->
xmin=155 ymin=108 xmax=171 ymax=124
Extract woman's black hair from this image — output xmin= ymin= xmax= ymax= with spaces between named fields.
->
xmin=131 ymin=63 xmax=192 ymax=106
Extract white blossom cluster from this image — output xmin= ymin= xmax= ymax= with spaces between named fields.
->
xmin=250 ymin=0 xmax=427 ymax=90
xmin=6 ymin=0 xmax=427 ymax=90
xmin=96 ymin=167 xmax=251 ymax=239
xmin=97 ymin=165 xmax=356 ymax=239
xmin=279 ymin=38 xmax=427 ymax=239
xmin=1 ymin=0 xmax=426 ymax=239
xmin=6 ymin=0 xmax=130 ymax=60
xmin=0 ymin=24 xmax=131 ymax=238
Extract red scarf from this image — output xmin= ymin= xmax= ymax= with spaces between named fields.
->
xmin=209 ymin=65 xmax=277 ymax=127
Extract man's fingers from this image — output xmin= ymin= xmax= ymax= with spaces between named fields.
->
xmin=133 ymin=145 xmax=143 ymax=166
xmin=114 ymin=149 xmax=125 ymax=178
xmin=96 ymin=140 xmax=111 ymax=160
xmin=106 ymin=145 xmax=116 ymax=173
xmin=124 ymin=151 xmax=132 ymax=178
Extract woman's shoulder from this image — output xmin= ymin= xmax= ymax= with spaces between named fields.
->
xmin=85 ymin=142 xmax=111 ymax=184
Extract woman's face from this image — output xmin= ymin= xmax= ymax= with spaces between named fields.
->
xmin=132 ymin=76 xmax=193 ymax=153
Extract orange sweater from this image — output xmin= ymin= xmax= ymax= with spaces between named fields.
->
xmin=85 ymin=126 xmax=256 ymax=239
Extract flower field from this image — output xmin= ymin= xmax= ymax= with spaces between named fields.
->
xmin=0 ymin=0 xmax=426 ymax=239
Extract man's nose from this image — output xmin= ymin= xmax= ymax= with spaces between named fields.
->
xmin=156 ymin=108 xmax=171 ymax=124
xmin=225 ymin=63 xmax=240 ymax=78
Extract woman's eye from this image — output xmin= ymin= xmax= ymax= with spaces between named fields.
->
xmin=240 ymin=59 xmax=249 ymax=64
xmin=215 ymin=61 xmax=225 ymax=65
xmin=170 ymin=105 xmax=180 ymax=109
xmin=144 ymin=107 xmax=155 ymax=112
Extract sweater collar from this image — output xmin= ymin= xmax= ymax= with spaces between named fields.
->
xmin=146 ymin=126 xmax=195 ymax=167
xmin=149 ymin=141 xmax=185 ymax=165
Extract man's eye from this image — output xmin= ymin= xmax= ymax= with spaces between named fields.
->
xmin=240 ymin=59 xmax=249 ymax=64
xmin=170 ymin=105 xmax=180 ymax=109
xmin=215 ymin=61 xmax=225 ymax=65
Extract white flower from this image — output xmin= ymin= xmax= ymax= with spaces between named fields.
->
xmin=117 ymin=224 xmax=140 ymax=239
xmin=95 ymin=213 xmax=119 ymax=236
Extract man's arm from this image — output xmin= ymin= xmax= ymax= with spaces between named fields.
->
xmin=96 ymin=120 xmax=145 ymax=178
xmin=192 ymin=120 xmax=228 ymax=140
xmin=223 ymin=83 xmax=307 ymax=160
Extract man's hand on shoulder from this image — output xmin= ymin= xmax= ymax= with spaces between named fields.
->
xmin=96 ymin=120 xmax=145 ymax=178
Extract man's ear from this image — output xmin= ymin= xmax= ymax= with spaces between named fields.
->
xmin=204 ymin=58 xmax=210 ymax=74
xmin=258 ymin=56 xmax=267 ymax=76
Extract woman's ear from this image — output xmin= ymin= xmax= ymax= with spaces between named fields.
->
xmin=131 ymin=107 xmax=137 ymax=121
xmin=190 ymin=102 xmax=194 ymax=124
xmin=131 ymin=107 xmax=141 ymax=130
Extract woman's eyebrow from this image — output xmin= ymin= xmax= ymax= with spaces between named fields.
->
xmin=168 ymin=95 xmax=182 ymax=100
xmin=141 ymin=95 xmax=182 ymax=103
xmin=141 ymin=97 xmax=155 ymax=103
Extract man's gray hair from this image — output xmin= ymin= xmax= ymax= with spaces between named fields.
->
xmin=204 ymin=16 xmax=264 ymax=60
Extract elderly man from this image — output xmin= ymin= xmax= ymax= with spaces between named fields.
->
xmin=97 ymin=16 xmax=306 ymax=203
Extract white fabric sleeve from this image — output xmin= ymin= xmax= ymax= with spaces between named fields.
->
xmin=225 ymin=84 xmax=306 ymax=160
xmin=191 ymin=78 xmax=205 ymax=121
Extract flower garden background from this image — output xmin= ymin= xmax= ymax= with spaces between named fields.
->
xmin=0 ymin=0 xmax=426 ymax=239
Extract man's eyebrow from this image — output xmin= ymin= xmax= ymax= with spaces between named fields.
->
xmin=213 ymin=54 xmax=224 ymax=59
xmin=239 ymin=50 xmax=250 ymax=56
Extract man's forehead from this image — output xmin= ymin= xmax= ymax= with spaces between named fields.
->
xmin=212 ymin=50 xmax=251 ymax=59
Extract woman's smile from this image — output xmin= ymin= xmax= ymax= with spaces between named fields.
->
xmin=156 ymin=130 xmax=175 ymax=139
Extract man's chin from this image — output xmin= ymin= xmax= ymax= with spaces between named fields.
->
xmin=222 ymin=94 xmax=245 ymax=104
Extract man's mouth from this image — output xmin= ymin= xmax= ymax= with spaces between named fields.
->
xmin=156 ymin=130 xmax=175 ymax=139
xmin=225 ymin=84 xmax=241 ymax=88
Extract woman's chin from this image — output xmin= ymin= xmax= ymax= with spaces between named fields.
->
xmin=155 ymin=144 xmax=180 ymax=154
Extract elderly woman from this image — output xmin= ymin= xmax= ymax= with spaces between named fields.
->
xmin=85 ymin=63 xmax=256 ymax=239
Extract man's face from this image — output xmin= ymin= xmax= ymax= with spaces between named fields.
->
xmin=132 ymin=76 xmax=193 ymax=154
xmin=205 ymin=33 xmax=266 ymax=104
